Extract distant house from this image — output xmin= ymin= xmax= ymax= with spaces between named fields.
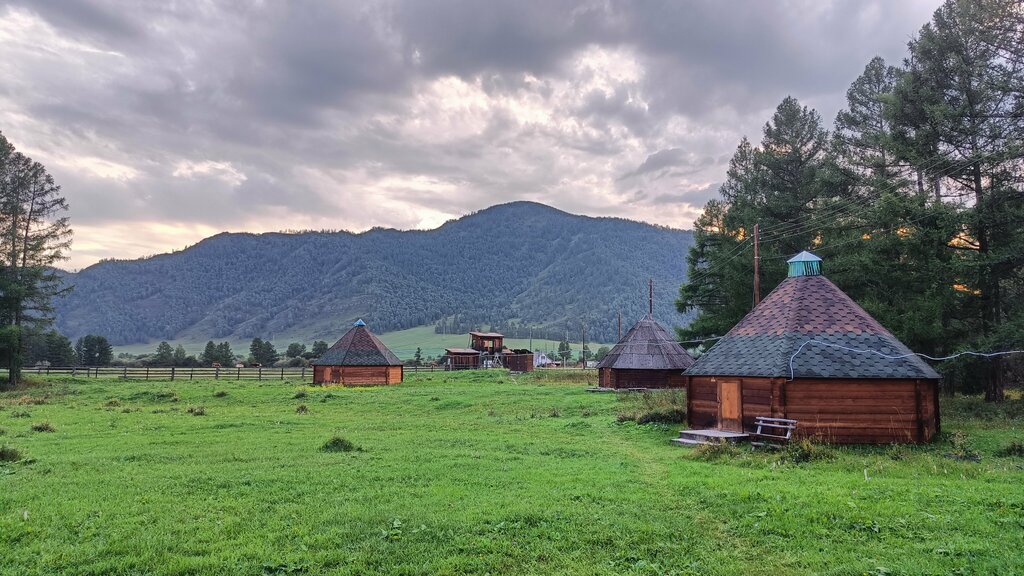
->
xmin=311 ymin=320 xmax=403 ymax=386
xmin=533 ymin=352 xmax=553 ymax=367
xmin=683 ymin=252 xmax=941 ymax=444
xmin=596 ymin=315 xmax=695 ymax=389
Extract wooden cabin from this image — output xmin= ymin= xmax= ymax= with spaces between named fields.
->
xmin=505 ymin=349 xmax=535 ymax=373
xmin=596 ymin=315 xmax=694 ymax=389
xmin=470 ymin=332 xmax=504 ymax=353
xmin=683 ymin=252 xmax=941 ymax=444
xmin=311 ymin=320 xmax=403 ymax=386
xmin=444 ymin=348 xmax=480 ymax=370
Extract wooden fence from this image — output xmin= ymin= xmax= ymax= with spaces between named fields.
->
xmin=29 ymin=365 xmax=315 ymax=382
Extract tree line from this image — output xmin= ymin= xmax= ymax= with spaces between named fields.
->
xmin=678 ymin=0 xmax=1023 ymax=401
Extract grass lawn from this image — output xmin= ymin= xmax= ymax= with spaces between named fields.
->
xmin=1 ymin=371 xmax=1022 ymax=575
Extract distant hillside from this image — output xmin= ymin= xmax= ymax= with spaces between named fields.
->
xmin=55 ymin=202 xmax=694 ymax=345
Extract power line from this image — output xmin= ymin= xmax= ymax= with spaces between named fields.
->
xmin=788 ymin=339 xmax=1024 ymax=381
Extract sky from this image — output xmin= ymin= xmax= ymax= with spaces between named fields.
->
xmin=0 ymin=0 xmax=943 ymax=270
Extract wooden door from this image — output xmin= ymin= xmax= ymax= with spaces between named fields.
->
xmin=718 ymin=379 xmax=743 ymax=431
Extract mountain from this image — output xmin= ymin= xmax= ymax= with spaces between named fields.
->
xmin=54 ymin=202 xmax=694 ymax=345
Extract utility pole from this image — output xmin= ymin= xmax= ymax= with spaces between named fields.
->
xmin=648 ymin=278 xmax=653 ymax=316
xmin=617 ymin=310 xmax=622 ymax=341
xmin=581 ymin=324 xmax=587 ymax=369
xmin=753 ymin=222 xmax=761 ymax=307
xmin=529 ymin=326 xmax=533 ymax=350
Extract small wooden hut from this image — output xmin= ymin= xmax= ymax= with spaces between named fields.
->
xmin=596 ymin=314 xmax=695 ymax=389
xmin=312 ymin=320 xmax=403 ymax=385
xmin=683 ymin=252 xmax=941 ymax=444
xmin=469 ymin=332 xmax=504 ymax=353
xmin=444 ymin=348 xmax=480 ymax=370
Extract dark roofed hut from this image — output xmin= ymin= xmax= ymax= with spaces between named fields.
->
xmin=597 ymin=315 xmax=695 ymax=389
xmin=312 ymin=320 xmax=403 ymax=386
xmin=683 ymin=252 xmax=941 ymax=444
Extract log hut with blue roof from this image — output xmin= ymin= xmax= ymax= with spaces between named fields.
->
xmin=683 ymin=252 xmax=941 ymax=444
xmin=311 ymin=320 xmax=403 ymax=386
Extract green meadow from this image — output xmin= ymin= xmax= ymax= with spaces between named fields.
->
xmin=114 ymin=324 xmax=612 ymax=361
xmin=1 ymin=371 xmax=1023 ymax=575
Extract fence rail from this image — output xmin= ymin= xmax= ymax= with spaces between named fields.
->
xmin=30 ymin=366 xmax=314 ymax=382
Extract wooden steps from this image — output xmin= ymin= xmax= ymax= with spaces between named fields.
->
xmin=671 ymin=429 xmax=749 ymax=446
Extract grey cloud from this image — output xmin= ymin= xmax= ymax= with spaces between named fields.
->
xmin=0 ymin=0 xmax=942 ymax=267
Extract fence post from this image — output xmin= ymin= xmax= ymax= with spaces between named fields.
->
xmin=190 ymin=368 xmax=194 ymax=381
xmin=146 ymin=367 xmax=150 ymax=381
xmin=258 ymin=367 xmax=262 ymax=381
xmin=215 ymin=367 xmax=220 ymax=380
xmin=237 ymin=367 xmax=241 ymax=381
xmin=301 ymin=367 xmax=306 ymax=381
xmin=123 ymin=366 xmax=127 ymax=379
xmin=171 ymin=367 xmax=175 ymax=381
xmin=72 ymin=367 xmax=77 ymax=377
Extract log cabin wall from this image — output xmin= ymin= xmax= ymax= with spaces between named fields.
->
xmin=604 ymin=369 xmax=686 ymax=389
xmin=313 ymin=365 xmax=400 ymax=386
xmin=685 ymin=375 xmax=939 ymax=444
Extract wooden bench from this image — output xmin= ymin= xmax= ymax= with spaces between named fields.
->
xmin=750 ymin=417 xmax=798 ymax=450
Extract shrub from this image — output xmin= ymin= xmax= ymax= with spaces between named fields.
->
xmin=996 ymin=439 xmax=1024 ymax=458
xmin=11 ymin=410 xmax=30 ymax=418
xmin=779 ymin=438 xmax=834 ymax=464
xmin=213 ymin=390 xmax=228 ymax=398
xmin=186 ymin=405 xmax=206 ymax=416
xmin=690 ymin=441 xmax=741 ymax=461
xmin=0 ymin=445 xmax=21 ymax=462
xmin=296 ymin=404 xmax=309 ymax=414
xmin=321 ymin=436 xmax=361 ymax=453
xmin=31 ymin=422 xmax=55 ymax=433
xmin=616 ymin=390 xmax=688 ymax=424
xmin=292 ymin=390 xmax=307 ymax=399
xmin=549 ymin=407 xmax=562 ymax=418
xmin=103 ymin=399 xmax=121 ymax=408
xmin=945 ymin=430 xmax=980 ymax=461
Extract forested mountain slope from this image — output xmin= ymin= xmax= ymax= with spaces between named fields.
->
xmin=55 ymin=202 xmax=693 ymax=345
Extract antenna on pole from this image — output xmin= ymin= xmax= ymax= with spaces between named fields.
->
xmin=753 ymin=223 xmax=761 ymax=307
xmin=648 ymin=278 xmax=653 ymax=316
xmin=581 ymin=323 xmax=587 ymax=369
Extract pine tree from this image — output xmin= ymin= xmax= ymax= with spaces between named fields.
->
xmin=172 ymin=345 xmax=188 ymax=367
xmin=891 ymin=0 xmax=1024 ymax=400
xmin=0 ymin=132 xmax=72 ymax=387
xmin=153 ymin=341 xmax=175 ymax=366
xmin=311 ymin=340 xmax=328 ymax=357
xmin=201 ymin=340 xmax=218 ymax=365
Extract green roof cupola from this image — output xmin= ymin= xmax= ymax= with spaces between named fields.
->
xmin=787 ymin=251 xmax=822 ymax=277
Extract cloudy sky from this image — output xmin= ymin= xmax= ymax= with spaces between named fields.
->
xmin=0 ymin=0 xmax=941 ymax=269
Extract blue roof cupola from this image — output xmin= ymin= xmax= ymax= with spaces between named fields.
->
xmin=353 ymin=319 xmax=366 ymax=327
xmin=787 ymin=251 xmax=822 ymax=277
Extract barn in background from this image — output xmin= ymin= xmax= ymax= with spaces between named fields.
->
xmin=597 ymin=314 xmax=695 ymax=389
xmin=312 ymin=320 xmax=403 ymax=386
xmin=684 ymin=252 xmax=941 ymax=444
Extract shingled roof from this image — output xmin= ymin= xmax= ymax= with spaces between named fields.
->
xmin=686 ymin=256 xmax=940 ymax=380
xmin=597 ymin=315 xmax=695 ymax=371
xmin=312 ymin=320 xmax=403 ymax=366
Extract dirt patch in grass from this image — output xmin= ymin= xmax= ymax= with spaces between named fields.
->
xmin=996 ymin=439 xmax=1024 ymax=458
xmin=186 ymin=405 xmax=206 ymax=416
